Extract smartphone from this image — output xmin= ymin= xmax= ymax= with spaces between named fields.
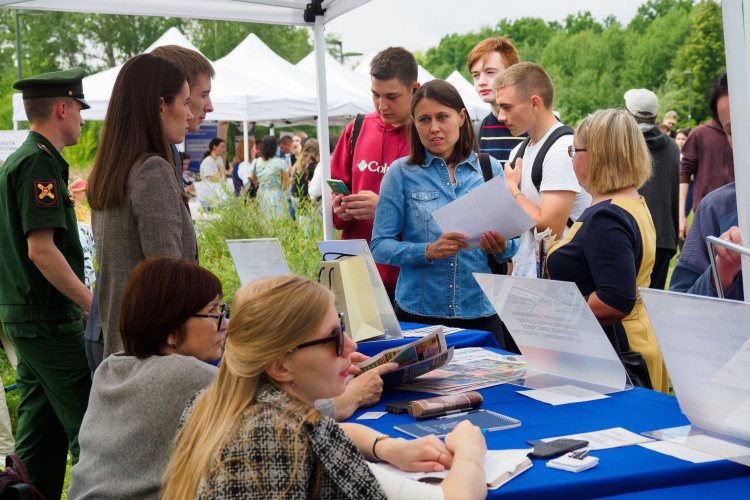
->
xmin=385 ymin=400 xmax=412 ymax=415
xmin=327 ymin=179 xmax=351 ymax=196
xmin=527 ymin=439 xmax=588 ymax=459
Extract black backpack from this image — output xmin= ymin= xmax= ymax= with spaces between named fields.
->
xmin=509 ymin=126 xmax=576 ymax=228
xmin=349 ymin=113 xmax=366 ymax=158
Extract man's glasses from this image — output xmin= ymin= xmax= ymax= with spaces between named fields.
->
xmin=192 ymin=303 xmax=227 ymax=332
xmin=568 ymin=145 xmax=587 ymax=158
xmin=288 ymin=312 xmax=345 ymax=357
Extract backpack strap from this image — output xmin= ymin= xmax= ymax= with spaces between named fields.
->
xmin=478 ymin=152 xmax=492 ymax=182
xmin=349 ymin=113 xmax=366 ymax=159
xmin=510 ymin=137 xmax=531 ymax=171
xmin=474 ymin=114 xmax=490 ymax=148
xmin=529 ymin=125 xmax=576 ymax=228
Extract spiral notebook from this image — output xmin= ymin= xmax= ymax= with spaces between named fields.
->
xmin=394 ymin=409 xmax=521 ymax=438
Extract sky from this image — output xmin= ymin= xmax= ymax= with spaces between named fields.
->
xmin=325 ymin=0 xmax=644 ymax=68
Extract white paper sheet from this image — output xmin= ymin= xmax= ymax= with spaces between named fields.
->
xmin=356 ymin=411 xmax=388 ymax=420
xmin=401 ymin=325 xmax=464 ymax=337
xmin=371 ymin=449 xmax=531 ymax=481
xmin=518 ymin=385 xmax=609 ymax=405
xmin=541 ymin=427 xmax=654 ymax=450
xmin=431 ymin=175 xmax=535 ymax=251
xmin=226 ymin=238 xmax=289 ymax=285
xmin=639 ymin=441 xmax=722 ymax=463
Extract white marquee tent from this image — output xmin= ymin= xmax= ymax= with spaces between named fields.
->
xmin=1 ymin=0 xmax=747 ymax=300
xmin=296 ymin=50 xmax=372 ymax=106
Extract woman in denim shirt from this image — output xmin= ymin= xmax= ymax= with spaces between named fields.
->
xmin=372 ymin=80 xmax=518 ymax=348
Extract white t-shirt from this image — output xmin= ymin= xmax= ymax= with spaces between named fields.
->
xmin=237 ymin=160 xmax=252 ymax=185
xmin=367 ymin=463 xmax=444 ymax=500
xmin=200 ymin=155 xmax=223 ymax=180
xmin=510 ymin=122 xmax=592 ymax=278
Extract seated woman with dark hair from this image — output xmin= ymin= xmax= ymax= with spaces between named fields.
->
xmin=163 ymin=275 xmax=487 ymax=500
xmin=67 ymin=257 xmax=224 ymax=500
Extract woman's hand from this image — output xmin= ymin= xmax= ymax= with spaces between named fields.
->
xmin=444 ymin=420 xmax=487 ymax=464
xmin=479 ymin=231 xmax=507 ymax=255
xmin=715 ymin=226 xmax=743 ymax=293
xmin=376 ymin=435 xmax=453 ymax=472
xmin=504 ymin=157 xmax=523 ymax=196
xmin=426 ymin=232 xmax=469 ymax=261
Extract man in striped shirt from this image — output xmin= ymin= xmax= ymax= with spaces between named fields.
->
xmin=468 ymin=37 xmax=526 ymax=162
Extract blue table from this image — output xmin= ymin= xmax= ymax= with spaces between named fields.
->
xmin=356 ymin=322 xmax=501 ymax=358
xmin=348 ymin=347 xmax=750 ymax=499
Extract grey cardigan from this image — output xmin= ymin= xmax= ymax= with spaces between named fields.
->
xmin=92 ymin=155 xmax=197 ymax=358
xmin=67 ymin=353 xmax=217 ymax=500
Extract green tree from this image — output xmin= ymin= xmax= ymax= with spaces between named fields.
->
xmin=660 ymin=0 xmax=725 ymax=125
xmin=564 ymin=11 xmax=603 ymax=34
xmin=628 ymin=0 xmax=694 ymax=34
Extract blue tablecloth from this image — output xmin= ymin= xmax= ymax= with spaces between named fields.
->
xmin=348 ymin=347 xmax=750 ymax=499
xmin=356 ymin=322 xmax=501 ymax=358
xmin=596 ymin=476 xmax=750 ymax=499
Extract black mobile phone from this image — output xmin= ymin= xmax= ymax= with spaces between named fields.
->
xmin=527 ymin=438 xmax=588 ymax=459
xmin=385 ymin=400 xmax=411 ymax=414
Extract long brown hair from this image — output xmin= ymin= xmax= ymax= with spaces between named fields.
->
xmin=87 ymin=53 xmax=187 ymax=209
xmin=407 ymin=80 xmax=475 ymax=167
xmin=162 ymin=275 xmax=333 ymax=499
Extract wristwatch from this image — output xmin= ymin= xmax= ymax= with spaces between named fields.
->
xmin=372 ymin=434 xmax=390 ymax=462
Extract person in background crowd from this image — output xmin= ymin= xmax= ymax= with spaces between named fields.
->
xmin=179 ymin=152 xmax=196 ymax=196
xmin=679 ymin=72 xmax=734 ymax=240
xmin=290 ymin=130 xmax=308 ymax=166
xmin=331 ymin=47 xmax=421 ymax=301
xmin=675 ymin=128 xmax=690 ymax=154
xmin=0 ymin=67 xmax=92 ymax=500
xmin=249 ymin=135 xmax=289 ymax=218
xmin=372 ymin=80 xmax=519 ymax=349
xmin=308 ymin=133 xmax=339 ymax=203
xmin=674 ymin=127 xmax=692 ymax=217
xmin=623 ymin=89 xmax=680 ymax=290
xmin=546 ymin=109 xmax=667 ymax=393
xmin=68 ymin=257 xmax=221 ymax=500
xmin=468 ymin=36 xmax=525 ymax=164
xmin=662 ymin=110 xmax=678 ymax=138
xmin=278 ymin=135 xmax=292 ymax=166
xmin=87 ymin=53 xmax=198 ymax=362
xmin=233 ymin=138 xmax=256 ymax=196
xmin=199 ymin=138 xmax=225 ymax=182
xmin=162 ymin=274 xmax=488 ymax=500
xmin=69 ymin=176 xmax=96 ymax=290
xmin=291 ymin=138 xmax=320 ymax=203
xmin=670 ymin=73 xmax=743 ymax=301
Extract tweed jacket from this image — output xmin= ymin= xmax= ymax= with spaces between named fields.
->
xmin=183 ymin=382 xmax=387 ymax=500
xmin=92 ymin=155 xmax=198 ymax=358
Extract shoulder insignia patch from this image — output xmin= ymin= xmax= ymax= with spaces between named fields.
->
xmin=33 ymin=179 xmax=59 ymax=207
xmin=37 ymin=142 xmax=54 ymax=157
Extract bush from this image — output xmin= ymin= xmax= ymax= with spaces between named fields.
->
xmin=195 ymin=190 xmax=326 ymax=308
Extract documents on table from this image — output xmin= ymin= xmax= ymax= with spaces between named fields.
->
xmin=356 ymin=326 xmax=453 ymax=386
xmin=401 ymin=325 xmax=465 ymax=337
xmin=226 ymin=238 xmax=289 ymax=285
xmin=639 ymin=440 xmax=722 ymax=463
xmin=431 ymin=175 xmax=536 ymax=251
xmin=370 ymin=449 xmax=532 ymax=490
xmin=517 ymin=385 xmax=609 ymax=405
xmin=394 ymin=347 xmax=527 ymax=395
xmin=540 ymin=427 xmax=654 ymax=451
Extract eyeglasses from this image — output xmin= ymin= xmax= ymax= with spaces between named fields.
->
xmin=568 ymin=146 xmax=587 ymax=158
xmin=192 ymin=303 xmax=227 ymax=332
xmin=288 ymin=312 xmax=345 ymax=357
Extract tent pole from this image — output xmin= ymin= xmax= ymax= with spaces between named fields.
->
xmin=242 ymin=120 xmax=249 ymax=163
xmin=722 ymin=0 xmax=750 ymax=301
xmin=310 ymin=4 xmax=334 ymax=240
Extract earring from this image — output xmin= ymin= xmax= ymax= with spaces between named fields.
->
xmin=288 ymin=376 xmax=295 ymax=388
xmin=170 ymin=343 xmax=177 ymax=350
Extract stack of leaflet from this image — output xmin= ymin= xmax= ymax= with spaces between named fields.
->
xmin=546 ymin=452 xmax=598 ymax=473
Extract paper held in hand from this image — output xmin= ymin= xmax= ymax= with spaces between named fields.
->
xmin=355 ymin=326 xmax=453 ymax=386
xmin=431 ymin=175 xmax=536 ymax=251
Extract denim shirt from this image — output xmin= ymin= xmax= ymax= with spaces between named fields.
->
xmin=372 ymin=151 xmax=519 ymax=319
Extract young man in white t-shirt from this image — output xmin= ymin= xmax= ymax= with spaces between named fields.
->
xmin=494 ymin=62 xmax=591 ymax=278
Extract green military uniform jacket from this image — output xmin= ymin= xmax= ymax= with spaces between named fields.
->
xmin=0 ymin=131 xmax=84 ymax=323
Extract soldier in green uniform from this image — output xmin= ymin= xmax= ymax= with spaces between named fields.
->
xmin=0 ymin=68 xmax=93 ymax=500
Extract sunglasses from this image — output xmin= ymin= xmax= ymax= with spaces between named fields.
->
xmin=288 ymin=312 xmax=345 ymax=357
xmin=192 ymin=303 xmax=227 ymax=332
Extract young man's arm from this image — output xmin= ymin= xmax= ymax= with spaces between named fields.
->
xmin=678 ymin=132 xmax=699 ymax=239
xmin=505 ymin=157 xmax=576 ymax=238
xmin=27 ymin=227 xmax=93 ymax=317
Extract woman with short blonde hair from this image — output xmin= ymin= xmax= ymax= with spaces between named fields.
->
xmin=547 ymin=109 xmax=668 ymax=393
xmin=162 ymin=275 xmax=488 ymax=500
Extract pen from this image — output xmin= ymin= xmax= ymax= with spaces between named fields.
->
xmin=417 ymin=409 xmax=477 ymax=421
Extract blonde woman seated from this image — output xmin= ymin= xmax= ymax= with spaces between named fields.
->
xmin=163 ymin=275 xmax=487 ymax=500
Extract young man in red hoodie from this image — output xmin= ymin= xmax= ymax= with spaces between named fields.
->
xmin=331 ymin=47 xmax=420 ymax=298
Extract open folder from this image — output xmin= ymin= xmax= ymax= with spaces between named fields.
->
xmin=640 ymin=289 xmax=750 ymax=467
xmin=474 ymin=273 xmax=631 ymax=393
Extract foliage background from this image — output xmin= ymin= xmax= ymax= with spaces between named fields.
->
xmin=0 ymin=1 xmax=726 ymax=170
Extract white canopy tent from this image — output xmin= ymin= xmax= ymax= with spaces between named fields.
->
xmin=1 ymin=0 xmax=747 ymax=300
xmin=296 ymin=50 xmax=372 ymax=106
